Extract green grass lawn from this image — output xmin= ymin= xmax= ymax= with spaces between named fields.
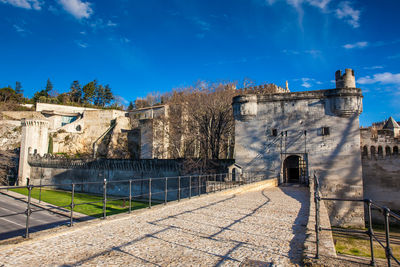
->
xmin=11 ymin=188 xmax=149 ymax=218
xmin=333 ymin=229 xmax=400 ymax=260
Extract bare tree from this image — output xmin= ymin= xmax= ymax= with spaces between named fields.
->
xmin=162 ymin=83 xmax=237 ymax=161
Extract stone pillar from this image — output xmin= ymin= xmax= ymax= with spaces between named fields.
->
xmin=18 ymin=119 xmax=49 ymax=185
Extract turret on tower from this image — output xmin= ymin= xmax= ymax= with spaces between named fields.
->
xmin=335 ymin=68 xmax=356 ymax=88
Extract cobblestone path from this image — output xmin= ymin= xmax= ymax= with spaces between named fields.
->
xmin=0 ymin=186 xmax=309 ymax=266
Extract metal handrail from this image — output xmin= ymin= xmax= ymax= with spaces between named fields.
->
xmin=0 ymin=172 xmax=270 ymax=239
xmin=313 ymin=173 xmax=400 ymax=266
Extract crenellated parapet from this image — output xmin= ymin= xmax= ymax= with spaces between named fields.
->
xmin=335 ymin=68 xmax=356 ymax=88
xmin=233 ymin=87 xmax=363 ymax=120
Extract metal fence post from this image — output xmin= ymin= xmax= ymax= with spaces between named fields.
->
xmin=165 ymin=177 xmax=168 ymax=205
xmin=25 ymin=184 xmax=32 ymax=238
xmin=383 ymin=207 xmax=392 ymax=267
xmin=103 ymin=179 xmax=107 ymax=219
xmin=198 ymin=175 xmax=201 ymax=196
xmin=214 ymin=174 xmax=216 ymax=193
xmin=314 ymin=174 xmax=320 ymax=259
xmin=189 ymin=176 xmax=192 ymax=199
xmin=149 ymin=178 xmax=152 ymax=208
xmin=39 ymin=177 xmax=42 ymax=203
xmin=224 ymin=174 xmax=227 ymax=190
xmin=70 ymin=184 xmax=75 ymax=226
xmin=129 ymin=180 xmax=132 ymax=213
xmin=178 ymin=176 xmax=181 ymax=201
xmin=366 ymin=199 xmax=376 ymax=266
xmin=206 ymin=175 xmax=209 ymax=195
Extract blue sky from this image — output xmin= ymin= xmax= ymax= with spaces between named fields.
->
xmin=0 ymin=0 xmax=399 ymax=126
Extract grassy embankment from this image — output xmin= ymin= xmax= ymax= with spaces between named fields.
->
xmin=333 ymin=225 xmax=400 ymax=259
xmin=11 ymin=188 xmax=149 ymax=218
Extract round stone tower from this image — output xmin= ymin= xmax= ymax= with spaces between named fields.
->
xmin=331 ymin=69 xmax=363 ymax=117
xmin=18 ymin=119 xmax=49 ymax=185
xmin=232 ymin=95 xmax=258 ymax=121
xmin=335 ymin=68 xmax=356 ymax=88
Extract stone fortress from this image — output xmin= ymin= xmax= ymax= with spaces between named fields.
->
xmin=233 ymin=69 xmax=364 ymax=226
xmin=1 ymin=68 xmax=399 ymax=227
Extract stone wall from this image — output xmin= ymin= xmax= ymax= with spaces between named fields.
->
xmin=36 ymin=103 xmax=99 ymax=113
xmin=28 ymin=157 xmax=182 ymax=200
xmin=1 ymin=111 xmax=44 ymax=120
xmin=26 ymin=156 xmax=234 ymax=201
xmin=362 ymin=156 xmax=400 ymax=214
xmin=233 ymin=85 xmax=364 ymax=227
xmin=52 ymin=110 xmax=128 ymax=155
xmin=360 ymin=124 xmax=400 ymax=220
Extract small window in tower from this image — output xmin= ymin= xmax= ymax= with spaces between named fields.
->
xmin=271 ymin=129 xmax=278 ymax=136
xmin=322 ymin=127 xmax=330 ymax=136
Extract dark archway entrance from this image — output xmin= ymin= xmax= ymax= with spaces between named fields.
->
xmin=283 ymin=155 xmax=305 ymax=183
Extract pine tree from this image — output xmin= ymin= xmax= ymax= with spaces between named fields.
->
xmin=70 ymin=80 xmax=82 ymax=103
xmin=94 ymin=84 xmax=105 ymax=106
xmin=82 ymin=81 xmax=96 ymax=104
xmin=15 ymin=81 xmax=23 ymax=96
xmin=45 ymin=79 xmax=53 ymax=94
xmin=103 ymin=84 xmax=114 ymax=106
xmin=127 ymin=101 xmax=134 ymax=111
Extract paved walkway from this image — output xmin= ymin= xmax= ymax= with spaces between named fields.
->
xmin=0 ymin=186 xmax=309 ymax=266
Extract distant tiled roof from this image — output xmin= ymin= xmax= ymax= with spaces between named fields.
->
xmin=383 ymin=116 xmax=400 ymax=129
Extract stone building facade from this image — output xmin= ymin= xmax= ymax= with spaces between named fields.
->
xmin=360 ymin=117 xmax=400 ymax=215
xmin=233 ymin=68 xmax=364 ymax=226
xmin=15 ymin=103 xmax=172 ymax=185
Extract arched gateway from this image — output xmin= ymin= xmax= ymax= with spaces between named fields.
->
xmin=283 ymin=155 xmax=307 ymax=183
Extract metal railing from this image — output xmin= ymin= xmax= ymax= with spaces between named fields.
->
xmin=314 ymin=173 xmax=400 ymax=266
xmin=0 ymin=172 xmax=270 ymax=239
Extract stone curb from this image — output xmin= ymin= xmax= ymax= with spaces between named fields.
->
xmin=303 ymin=179 xmax=337 ymax=266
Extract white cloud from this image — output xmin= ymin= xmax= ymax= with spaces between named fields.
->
xmin=358 ymin=72 xmax=400 ymax=85
xmin=265 ymin=0 xmax=361 ymax=29
xmin=0 ymin=0 xmax=42 ymax=10
xmin=282 ymin=49 xmax=321 ymax=56
xmin=300 ymin=77 xmax=323 ymax=88
xmin=120 ymin=37 xmax=130 ymax=43
xmin=302 ymin=80 xmax=312 ymax=88
xmin=58 ymin=0 xmax=93 ymax=19
xmin=75 ymin=40 xmax=88 ymax=48
xmin=304 ymin=49 xmax=321 ymax=56
xmin=192 ymin=17 xmax=210 ymax=31
xmin=388 ymin=54 xmax=400 ymax=60
xmin=107 ymin=20 xmax=117 ymax=27
xmin=363 ymin=65 xmax=384 ymax=70
xmin=342 ymin=41 xmax=368 ymax=49
xmin=282 ymin=49 xmax=300 ymax=55
xmin=336 ymin=1 xmax=360 ymax=28
xmin=13 ymin=24 xmax=26 ymax=32
xmin=266 ymin=0 xmax=331 ymax=10
xmin=13 ymin=24 xmax=31 ymax=35
xmin=307 ymin=0 xmax=330 ymax=9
